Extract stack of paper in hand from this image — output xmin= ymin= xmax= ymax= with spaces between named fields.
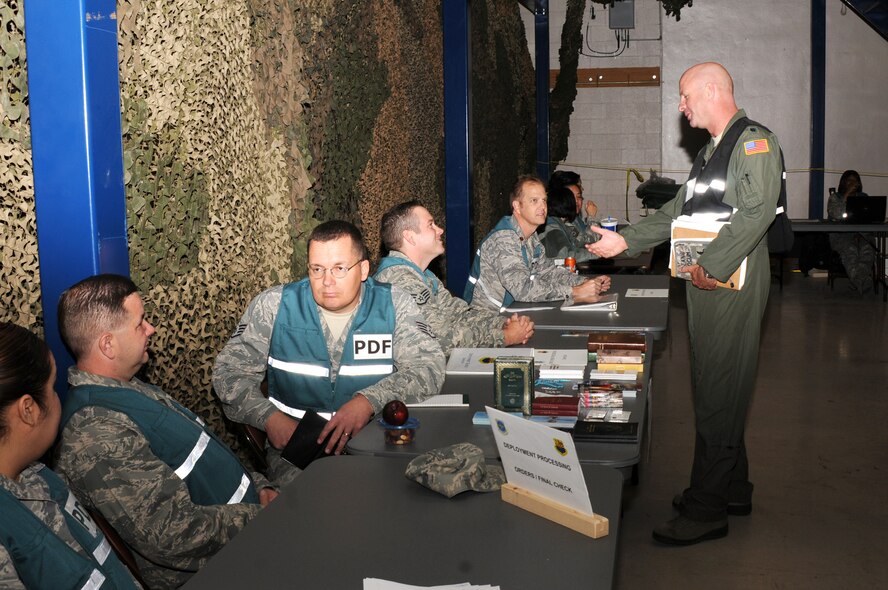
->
xmin=670 ymin=215 xmax=746 ymax=290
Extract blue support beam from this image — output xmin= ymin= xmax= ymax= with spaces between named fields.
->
xmin=534 ymin=1 xmax=550 ymax=181
xmin=442 ymin=0 xmax=473 ymax=295
xmin=24 ymin=0 xmax=129 ymax=395
xmin=810 ymin=0 xmax=826 ymax=218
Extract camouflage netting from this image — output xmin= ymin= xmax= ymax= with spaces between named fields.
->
xmin=0 ymin=0 xmax=41 ymax=330
xmin=358 ymin=0 xmax=445 ymax=264
xmin=550 ymin=0 xmax=585 ymax=166
xmin=5 ymin=0 xmax=536 ymax=451
xmin=117 ymin=0 xmax=295 ymax=447
xmin=470 ymin=0 xmax=536 ymax=242
xmin=294 ymin=1 xmax=389 ymax=253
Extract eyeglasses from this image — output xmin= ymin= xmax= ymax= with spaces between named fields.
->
xmin=307 ymin=260 xmax=363 ymax=279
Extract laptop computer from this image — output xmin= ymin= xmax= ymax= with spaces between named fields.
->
xmin=844 ymin=195 xmax=887 ymax=224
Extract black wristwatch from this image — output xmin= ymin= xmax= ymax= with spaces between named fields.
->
xmin=703 ymin=268 xmax=714 ymax=280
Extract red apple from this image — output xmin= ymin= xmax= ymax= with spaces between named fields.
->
xmin=382 ymin=400 xmax=409 ymax=426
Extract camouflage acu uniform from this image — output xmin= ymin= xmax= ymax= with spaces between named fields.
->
xmin=827 ymin=192 xmax=876 ymax=293
xmin=469 ymin=215 xmax=585 ymax=311
xmin=212 ymin=282 xmax=445 ymax=483
xmin=54 ymin=369 xmax=267 ymax=590
xmin=0 ymin=463 xmax=141 ymax=589
xmin=571 ymin=216 xmax=601 ymax=243
xmin=405 ymin=443 xmax=505 ymax=498
xmin=538 ymin=217 xmax=594 ymax=262
xmin=374 ymin=250 xmax=505 ymax=355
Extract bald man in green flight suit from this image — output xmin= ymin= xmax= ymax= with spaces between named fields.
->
xmin=589 ymin=62 xmax=786 ymax=545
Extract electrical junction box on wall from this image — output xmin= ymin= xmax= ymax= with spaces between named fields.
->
xmin=609 ymin=0 xmax=635 ymax=30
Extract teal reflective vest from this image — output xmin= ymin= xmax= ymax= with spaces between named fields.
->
xmin=463 ymin=215 xmax=539 ymax=308
xmin=375 ymin=255 xmax=439 ymax=295
xmin=0 ymin=465 xmax=138 ymax=590
xmin=61 ymin=385 xmax=259 ymax=506
xmin=267 ymin=278 xmax=396 ymax=416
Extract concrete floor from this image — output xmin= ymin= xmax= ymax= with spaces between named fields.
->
xmin=614 ymin=263 xmax=888 ymax=589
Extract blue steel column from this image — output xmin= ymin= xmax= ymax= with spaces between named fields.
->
xmin=535 ymin=0 xmax=550 ymax=181
xmin=25 ymin=0 xmax=129 ymax=394
xmin=443 ymin=0 xmax=473 ymax=294
xmin=810 ymin=0 xmax=826 ymax=218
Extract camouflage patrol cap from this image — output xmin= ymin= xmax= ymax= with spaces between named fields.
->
xmin=405 ymin=442 xmax=506 ymax=498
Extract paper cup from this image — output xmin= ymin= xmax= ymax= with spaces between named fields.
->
xmin=601 ymin=217 xmax=618 ymax=232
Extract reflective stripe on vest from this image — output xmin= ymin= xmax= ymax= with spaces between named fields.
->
xmin=338 ymin=363 xmax=393 ymax=376
xmin=227 ymin=474 xmax=252 ymax=504
xmin=686 ymin=177 xmax=727 ymax=197
xmin=269 ymin=397 xmax=334 ymax=421
xmin=82 ymin=569 xmax=105 ymax=590
xmin=268 ymin=356 xmax=330 ymax=377
xmin=92 ymin=537 xmax=111 ymax=566
xmin=174 ymin=432 xmax=210 ymax=479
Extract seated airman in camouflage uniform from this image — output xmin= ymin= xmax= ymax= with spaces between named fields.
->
xmin=54 ymin=274 xmax=277 ymax=589
xmin=463 ymin=175 xmax=611 ymax=311
xmin=827 ymin=170 xmax=876 ymax=294
xmin=213 ymin=221 xmax=445 ymax=484
xmin=374 ymin=201 xmax=535 ymax=356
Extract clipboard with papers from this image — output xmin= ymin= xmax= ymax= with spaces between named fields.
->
xmin=670 ymin=216 xmax=746 ymax=291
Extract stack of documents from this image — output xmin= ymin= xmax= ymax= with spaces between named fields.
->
xmin=535 ymin=348 xmax=587 ymax=379
xmin=670 ymin=215 xmax=746 ymax=290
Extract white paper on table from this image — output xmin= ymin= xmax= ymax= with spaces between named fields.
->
xmin=625 ymin=288 xmax=669 ymax=298
xmin=363 ymin=580 xmax=498 ymax=590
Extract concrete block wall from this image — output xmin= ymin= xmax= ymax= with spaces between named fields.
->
xmin=522 ymin=0 xmax=888 ymax=223
xmin=825 ymin=0 xmax=888 ymax=205
xmin=522 ymin=0 xmax=665 ymax=223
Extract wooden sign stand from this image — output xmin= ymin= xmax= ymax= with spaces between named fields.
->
xmin=501 ymin=483 xmax=609 ymax=538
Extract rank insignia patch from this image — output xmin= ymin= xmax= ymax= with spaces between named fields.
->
xmin=413 ymin=289 xmax=431 ymax=305
xmin=744 ymin=139 xmax=769 ymax=155
xmin=416 ymin=321 xmax=435 ymax=338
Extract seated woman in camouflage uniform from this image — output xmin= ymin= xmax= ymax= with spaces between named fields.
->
xmin=0 ymin=323 xmax=140 ymax=590
xmin=539 ymin=186 xmax=595 ymax=263
xmin=827 ymin=170 xmax=876 ymax=293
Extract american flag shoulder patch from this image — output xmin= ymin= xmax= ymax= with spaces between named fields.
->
xmin=744 ymin=139 xmax=769 ymax=155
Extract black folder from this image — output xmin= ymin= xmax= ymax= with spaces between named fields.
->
xmin=281 ymin=410 xmax=332 ymax=470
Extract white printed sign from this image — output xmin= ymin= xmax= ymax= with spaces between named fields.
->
xmin=486 ymin=406 xmax=593 ymax=515
xmin=352 ymin=334 xmax=393 ymax=360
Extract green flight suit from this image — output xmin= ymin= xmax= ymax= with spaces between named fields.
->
xmin=619 ymin=110 xmax=782 ymax=521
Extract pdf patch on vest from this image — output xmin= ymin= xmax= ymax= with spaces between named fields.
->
xmin=353 ymin=334 xmax=394 ymax=360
